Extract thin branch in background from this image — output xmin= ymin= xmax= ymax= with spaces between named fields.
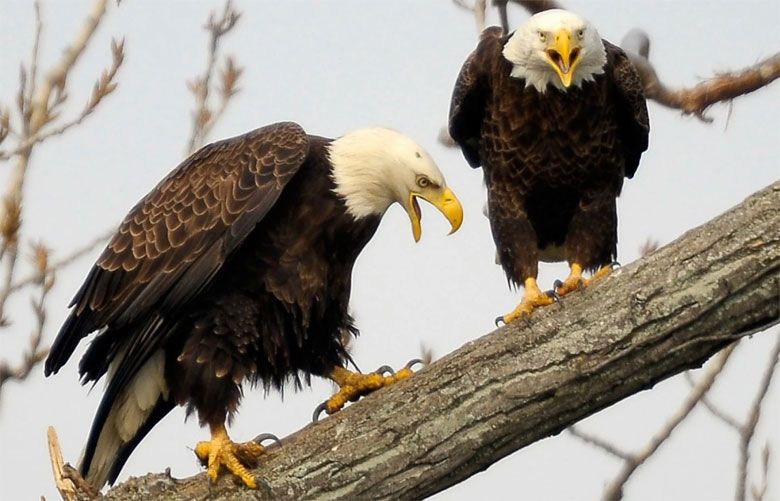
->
xmin=750 ymin=444 xmax=770 ymax=501
xmin=0 ymin=0 xmax=117 ymax=396
xmin=568 ymin=426 xmax=632 ymax=461
xmin=452 ymin=0 xmax=488 ymax=34
xmin=27 ymin=0 xmax=44 ymax=119
xmin=420 ymin=343 xmax=435 ymax=366
xmin=494 ymin=0 xmax=509 ymax=34
xmin=8 ymin=229 xmax=113 ymax=295
xmin=683 ymin=371 xmax=741 ymax=430
xmin=0 ymin=37 xmax=125 ymax=162
xmin=27 ymin=0 xmax=108 ymax=133
xmin=508 ymin=0 xmax=562 ymax=15
xmin=0 ymin=243 xmax=53 ymax=399
xmin=0 ymin=108 xmax=10 ymax=145
xmin=638 ymin=238 xmax=661 ymax=258
xmin=736 ymin=334 xmax=780 ymax=501
xmin=578 ymin=343 xmax=740 ymax=501
xmin=185 ymin=0 xmax=242 ymax=154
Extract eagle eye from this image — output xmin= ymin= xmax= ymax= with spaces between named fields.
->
xmin=416 ymin=176 xmax=430 ymax=189
xmin=538 ymin=31 xmax=547 ymax=42
xmin=577 ymin=29 xmax=585 ymax=40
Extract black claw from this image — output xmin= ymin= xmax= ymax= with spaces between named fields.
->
xmin=610 ymin=261 xmax=622 ymax=269
xmin=494 ymin=316 xmax=505 ymax=327
xmin=553 ymin=279 xmax=563 ymax=290
xmin=312 ymin=402 xmax=328 ymax=423
xmin=405 ymin=358 xmax=425 ymax=370
xmin=253 ymin=433 xmax=281 ymax=446
xmin=374 ymin=365 xmax=395 ymax=376
xmin=545 ymin=289 xmax=561 ymax=302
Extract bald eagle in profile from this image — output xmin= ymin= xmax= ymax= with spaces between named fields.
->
xmin=45 ymin=122 xmax=463 ymax=488
xmin=449 ymin=9 xmax=649 ymax=323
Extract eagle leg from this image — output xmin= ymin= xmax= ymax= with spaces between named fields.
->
xmin=497 ymin=277 xmax=557 ymax=325
xmin=313 ymin=364 xmax=417 ymax=422
xmin=195 ymin=422 xmax=270 ymax=489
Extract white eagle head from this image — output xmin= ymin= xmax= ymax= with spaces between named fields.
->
xmin=329 ymin=128 xmax=463 ymax=242
xmin=502 ymin=9 xmax=607 ymax=93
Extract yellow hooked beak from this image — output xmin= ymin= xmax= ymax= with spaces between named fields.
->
xmin=406 ymin=186 xmax=463 ymax=242
xmin=544 ymin=28 xmax=581 ymax=88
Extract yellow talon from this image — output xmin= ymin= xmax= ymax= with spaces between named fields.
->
xmin=555 ymin=262 xmax=613 ymax=297
xmin=500 ymin=277 xmax=556 ymax=324
xmin=315 ymin=365 xmax=416 ymax=420
xmin=585 ymin=264 xmax=614 ymax=285
xmin=555 ymin=263 xmax=585 ymax=296
xmin=194 ymin=423 xmax=268 ymax=488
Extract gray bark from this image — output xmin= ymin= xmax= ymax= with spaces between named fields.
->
xmin=103 ymin=182 xmax=780 ymax=500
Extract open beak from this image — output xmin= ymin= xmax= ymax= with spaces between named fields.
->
xmin=406 ymin=187 xmax=463 ymax=242
xmin=544 ymin=28 xmax=581 ymax=88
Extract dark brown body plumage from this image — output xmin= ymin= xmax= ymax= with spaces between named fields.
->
xmin=44 ymin=122 xmax=380 ymax=484
xmin=449 ymin=27 xmax=649 ymax=285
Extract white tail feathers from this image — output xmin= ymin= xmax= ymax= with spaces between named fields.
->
xmin=82 ymin=350 xmax=169 ymax=488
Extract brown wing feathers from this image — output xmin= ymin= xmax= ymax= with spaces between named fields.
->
xmin=448 ymin=27 xmax=504 ymax=168
xmin=604 ymin=41 xmax=650 ymax=178
xmin=45 ymin=122 xmax=310 ymax=383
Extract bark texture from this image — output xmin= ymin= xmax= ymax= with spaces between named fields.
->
xmin=102 ymin=182 xmax=780 ymax=500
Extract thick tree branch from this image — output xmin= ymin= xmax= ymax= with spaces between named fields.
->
xmin=99 ymin=182 xmax=779 ymax=500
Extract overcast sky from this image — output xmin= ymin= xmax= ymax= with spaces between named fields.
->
xmin=0 ymin=1 xmax=778 ymax=500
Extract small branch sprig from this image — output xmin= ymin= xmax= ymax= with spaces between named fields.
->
xmin=185 ymin=0 xmax=244 ymax=154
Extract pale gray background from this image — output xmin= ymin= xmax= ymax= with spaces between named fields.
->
xmin=0 ymin=1 xmax=778 ymax=499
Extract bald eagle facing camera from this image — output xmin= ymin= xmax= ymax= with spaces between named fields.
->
xmin=45 ymin=121 xmax=463 ymax=488
xmin=449 ymin=9 xmax=649 ymax=323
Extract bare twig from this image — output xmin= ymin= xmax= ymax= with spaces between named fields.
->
xmin=0 ymin=37 xmax=125 ymax=162
xmin=750 ymin=444 xmax=770 ymax=501
xmin=638 ymin=238 xmax=661 ymax=258
xmin=0 ymin=0 xmax=112 ymax=323
xmin=568 ymin=426 xmax=632 ymax=461
xmin=683 ymin=371 xmax=741 ymax=430
xmin=0 ymin=342 xmax=48 ymax=395
xmin=27 ymin=0 xmax=43 ymax=114
xmin=508 ymin=0 xmax=562 ymax=15
xmin=185 ymin=0 xmax=242 ymax=154
xmin=494 ymin=0 xmax=509 ymax=34
xmin=452 ymin=0 xmax=488 ymax=34
xmin=0 ymin=0 xmax=118 ymax=401
xmin=8 ymin=229 xmax=112 ymax=295
xmin=600 ymin=344 xmax=738 ymax=501
xmin=419 ymin=343 xmax=435 ymax=366
xmin=0 ymin=244 xmax=53 ymax=399
xmin=736 ymin=334 xmax=780 ymax=501
xmin=0 ymin=108 xmax=10 ymax=146
xmin=27 ymin=0 xmax=108 ymax=133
